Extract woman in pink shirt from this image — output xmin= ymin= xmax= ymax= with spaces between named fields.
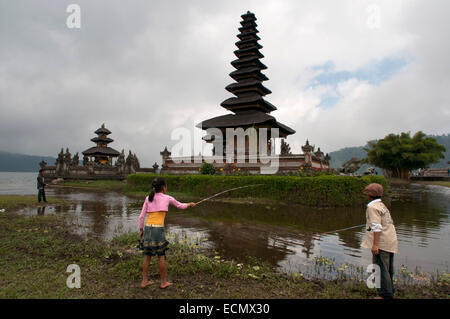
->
xmin=138 ymin=177 xmax=195 ymax=289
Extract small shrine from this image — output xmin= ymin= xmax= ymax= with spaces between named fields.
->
xmin=82 ymin=124 xmax=120 ymax=165
xmin=40 ymin=124 xmax=157 ymax=180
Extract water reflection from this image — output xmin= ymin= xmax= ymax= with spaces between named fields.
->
xmin=17 ymin=184 xmax=450 ymax=275
xmin=37 ymin=206 xmax=46 ymax=216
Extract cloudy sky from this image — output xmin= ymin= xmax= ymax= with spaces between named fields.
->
xmin=0 ymin=0 xmax=448 ymax=167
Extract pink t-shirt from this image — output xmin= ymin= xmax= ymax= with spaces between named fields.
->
xmin=138 ymin=192 xmax=188 ymax=229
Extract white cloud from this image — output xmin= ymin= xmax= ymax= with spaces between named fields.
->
xmin=0 ymin=0 xmax=448 ymax=166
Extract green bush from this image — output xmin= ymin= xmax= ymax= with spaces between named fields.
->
xmin=126 ymin=174 xmax=388 ymax=207
xmin=200 ymin=162 xmax=216 ymax=175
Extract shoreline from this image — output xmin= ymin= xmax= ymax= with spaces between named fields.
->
xmin=0 ymin=194 xmax=71 ymax=212
xmin=388 ymin=177 xmax=450 ymax=188
xmin=413 ymin=181 xmax=450 ymax=188
xmin=1 ymin=204 xmax=448 ymax=298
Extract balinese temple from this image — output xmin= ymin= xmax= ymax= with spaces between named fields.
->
xmin=159 ymin=11 xmax=331 ymax=174
xmin=39 ymin=123 xmax=157 ymax=180
xmin=82 ymin=123 xmax=120 ymax=165
xmin=197 ymin=11 xmax=295 ymax=156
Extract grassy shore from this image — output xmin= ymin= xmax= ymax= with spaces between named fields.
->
xmin=53 ymin=180 xmax=283 ymax=204
xmin=127 ymin=174 xmax=388 ymax=207
xmin=51 ymin=180 xmax=127 ymax=192
xmin=0 ymin=209 xmax=448 ymax=298
xmin=0 ymin=195 xmax=71 ymax=211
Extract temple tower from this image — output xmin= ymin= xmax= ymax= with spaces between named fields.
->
xmin=197 ymin=11 xmax=295 ymax=158
xmin=82 ymin=124 xmax=120 ymax=165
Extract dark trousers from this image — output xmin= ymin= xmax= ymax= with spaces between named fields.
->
xmin=38 ymin=189 xmax=47 ymax=203
xmin=373 ymin=249 xmax=395 ymax=298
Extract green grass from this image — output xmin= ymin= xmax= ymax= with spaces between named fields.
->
xmin=0 ymin=195 xmax=71 ymax=211
xmin=127 ymin=174 xmax=389 ymax=207
xmin=57 ymin=180 xmax=126 ymax=192
xmin=0 ymin=211 xmax=448 ymax=299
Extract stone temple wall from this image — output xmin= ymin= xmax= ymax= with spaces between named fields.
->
xmin=159 ymin=140 xmax=331 ymax=175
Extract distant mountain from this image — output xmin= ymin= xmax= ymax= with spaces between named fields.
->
xmin=328 ymin=133 xmax=450 ymax=172
xmin=329 ymin=146 xmax=368 ymax=170
xmin=328 ymin=145 xmax=379 ymax=174
xmin=430 ymin=134 xmax=450 ymax=168
xmin=0 ymin=151 xmax=56 ymax=172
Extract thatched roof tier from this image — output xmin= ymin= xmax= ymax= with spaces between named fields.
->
xmin=234 ymin=47 xmax=264 ymax=59
xmin=240 ymin=19 xmax=257 ymax=27
xmin=225 ymin=80 xmax=271 ymax=96
xmin=238 ymin=25 xmax=258 ymax=33
xmin=231 ymin=56 xmax=266 ymax=69
xmin=241 ymin=11 xmax=256 ymax=20
xmin=237 ymin=30 xmax=260 ymax=41
xmin=82 ymin=147 xmax=120 ymax=157
xmin=235 ymin=38 xmax=261 ymax=49
xmin=91 ymin=137 xmax=114 ymax=143
xmin=221 ymin=94 xmax=277 ymax=112
xmin=237 ymin=33 xmax=260 ymax=41
xmin=196 ymin=111 xmax=295 ymax=137
xmin=94 ymin=125 xmax=111 ymax=135
xmin=229 ymin=67 xmax=268 ymax=82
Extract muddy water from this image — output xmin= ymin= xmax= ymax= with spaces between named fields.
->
xmin=15 ymin=183 xmax=450 ymax=276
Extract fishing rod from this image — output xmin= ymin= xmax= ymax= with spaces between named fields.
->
xmin=137 ymin=184 xmax=264 ymax=251
xmin=195 ymin=184 xmax=264 ymax=205
xmin=316 ymin=223 xmax=366 ymax=236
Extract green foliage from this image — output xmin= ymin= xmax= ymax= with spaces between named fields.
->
xmin=428 ymin=134 xmax=450 ymax=168
xmin=329 ymin=133 xmax=450 ymax=172
xmin=127 ymin=174 xmax=387 ymax=207
xmin=0 ymin=195 xmax=70 ymax=211
xmin=297 ymin=167 xmax=336 ymax=177
xmin=200 ymin=162 xmax=216 ymax=175
xmin=363 ymin=131 xmax=446 ymax=178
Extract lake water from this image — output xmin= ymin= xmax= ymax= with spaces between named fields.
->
xmin=2 ymin=171 xmax=449 ymax=278
xmin=0 ymin=171 xmax=39 ymax=195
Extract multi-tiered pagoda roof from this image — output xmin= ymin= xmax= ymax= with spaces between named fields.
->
xmin=82 ymin=124 xmax=120 ymax=162
xmin=197 ymin=11 xmax=295 ymax=138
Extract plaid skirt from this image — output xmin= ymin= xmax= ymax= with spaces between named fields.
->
xmin=142 ymin=226 xmax=169 ymax=256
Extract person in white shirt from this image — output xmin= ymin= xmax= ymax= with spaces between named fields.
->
xmin=361 ymin=183 xmax=398 ymax=299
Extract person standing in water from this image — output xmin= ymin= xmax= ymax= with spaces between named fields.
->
xmin=37 ymin=169 xmax=47 ymax=203
xmin=361 ymin=183 xmax=398 ymax=299
xmin=137 ymin=177 xmax=196 ymax=289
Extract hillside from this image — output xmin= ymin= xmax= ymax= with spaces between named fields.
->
xmin=0 ymin=151 xmax=56 ymax=172
xmin=431 ymin=134 xmax=450 ymax=167
xmin=328 ymin=133 xmax=450 ymax=172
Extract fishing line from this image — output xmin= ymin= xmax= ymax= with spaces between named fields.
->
xmin=195 ymin=184 xmax=264 ymax=205
xmin=315 ymin=223 xmax=366 ymax=237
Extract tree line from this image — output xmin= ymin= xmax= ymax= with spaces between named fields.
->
xmin=363 ymin=131 xmax=446 ymax=179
